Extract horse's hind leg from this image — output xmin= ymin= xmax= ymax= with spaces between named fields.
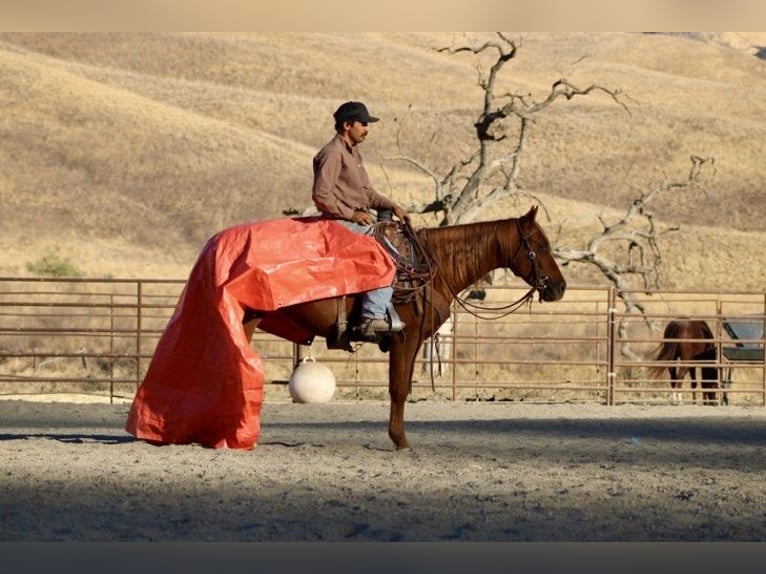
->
xmin=690 ymin=366 xmax=699 ymax=404
xmin=243 ymin=315 xmax=262 ymax=342
xmin=669 ymin=367 xmax=682 ymax=404
xmin=670 ymin=382 xmax=682 ymax=404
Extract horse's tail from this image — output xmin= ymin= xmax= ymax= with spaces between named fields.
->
xmin=648 ymin=340 xmax=679 ymax=379
xmin=649 ymin=321 xmax=686 ymax=379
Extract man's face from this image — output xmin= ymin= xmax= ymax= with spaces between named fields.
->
xmin=345 ymin=120 xmax=369 ymax=145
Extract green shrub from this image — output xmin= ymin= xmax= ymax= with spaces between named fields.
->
xmin=26 ymin=254 xmax=83 ymax=277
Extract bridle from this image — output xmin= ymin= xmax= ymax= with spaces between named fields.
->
xmin=439 ymin=219 xmax=549 ymax=321
xmin=406 ymin=218 xmax=551 ymax=386
xmin=516 ymin=220 xmax=551 ymax=296
xmin=372 ymin=218 xmax=551 ymax=316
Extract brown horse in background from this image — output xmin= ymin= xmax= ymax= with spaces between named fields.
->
xmin=649 ymin=319 xmax=721 ymax=405
xmin=244 ymin=206 xmax=567 ymax=450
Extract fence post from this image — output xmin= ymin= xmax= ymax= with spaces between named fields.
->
xmin=715 ymin=297 xmax=722 ymax=406
xmin=110 ymin=293 xmax=115 ymax=404
xmin=452 ymin=303 xmax=458 ymax=401
xmin=136 ymin=280 xmax=143 ymax=393
xmin=763 ymin=293 xmax=766 ymax=406
xmin=607 ymin=287 xmax=617 ymax=406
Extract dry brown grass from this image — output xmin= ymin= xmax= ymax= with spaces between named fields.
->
xmin=1 ymin=32 xmax=766 ymax=292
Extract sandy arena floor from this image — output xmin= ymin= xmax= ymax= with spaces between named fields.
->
xmin=1 ymin=398 xmax=765 ymax=541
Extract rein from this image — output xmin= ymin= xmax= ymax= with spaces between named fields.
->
xmin=371 ymin=220 xmax=436 ymax=301
xmin=372 ymin=218 xmax=546 ymax=389
xmin=372 ymin=218 xmax=547 ymax=321
xmin=422 ymin=219 xmax=545 ymax=321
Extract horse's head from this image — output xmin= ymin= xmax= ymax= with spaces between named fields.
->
xmin=507 ymin=206 xmax=566 ymax=302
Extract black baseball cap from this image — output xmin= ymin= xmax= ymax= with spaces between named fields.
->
xmin=333 ymin=101 xmax=379 ymax=123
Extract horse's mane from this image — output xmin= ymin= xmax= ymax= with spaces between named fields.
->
xmin=419 ymin=220 xmax=509 ymax=289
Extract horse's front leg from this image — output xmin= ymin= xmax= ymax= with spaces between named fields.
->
xmin=387 ymin=336 xmax=420 ymax=450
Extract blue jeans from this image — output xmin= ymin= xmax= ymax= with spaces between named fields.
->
xmin=335 ymin=220 xmax=393 ymax=319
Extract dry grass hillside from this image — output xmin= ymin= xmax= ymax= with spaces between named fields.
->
xmin=1 ymin=32 xmax=765 ymax=290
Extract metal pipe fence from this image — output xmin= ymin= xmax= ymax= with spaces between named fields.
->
xmin=0 ymin=277 xmax=764 ymax=406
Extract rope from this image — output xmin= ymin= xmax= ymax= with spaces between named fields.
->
xmin=372 ymin=219 xmax=538 ymax=320
xmin=371 ymin=221 xmax=434 ymax=302
xmin=371 ymin=219 xmax=539 ymax=386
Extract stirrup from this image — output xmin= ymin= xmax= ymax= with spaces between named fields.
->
xmin=386 ymin=303 xmax=405 ymax=332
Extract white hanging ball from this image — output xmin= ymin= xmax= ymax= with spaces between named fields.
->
xmin=288 ymin=357 xmax=336 ymax=404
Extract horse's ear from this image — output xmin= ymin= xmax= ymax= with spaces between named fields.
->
xmin=521 ymin=205 xmax=538 ymax=223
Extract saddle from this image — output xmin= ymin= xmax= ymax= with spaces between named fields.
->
xmin=372 ymin=219 xmax=431 ymax=305
xmin=326 ymin=216 xmax=431 ymax=352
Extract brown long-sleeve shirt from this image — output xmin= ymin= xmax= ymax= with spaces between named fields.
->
xmin=312 ymin=134 xmax=396 ymax=220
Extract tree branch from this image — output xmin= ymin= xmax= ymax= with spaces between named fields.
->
xmin=553 ymin=155 xmax=715 ymax=358
xmin=384 ymin=35 xmax=715 ymax=361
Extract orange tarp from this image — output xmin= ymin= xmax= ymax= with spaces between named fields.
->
xmin=125 ymin=216 xmax=395 ymax=450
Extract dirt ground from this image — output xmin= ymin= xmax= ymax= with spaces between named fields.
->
xmin=1 ymin=397 xmax=765 ymax=541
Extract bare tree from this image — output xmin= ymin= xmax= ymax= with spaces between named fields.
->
xmin=388 ymin=33 xmax=716 ymax=359
xmin=391 ymin=33 xmax=629 ymax=226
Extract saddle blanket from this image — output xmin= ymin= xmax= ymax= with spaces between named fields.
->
xmin=125 ymin=216 xmax=396 ymax=450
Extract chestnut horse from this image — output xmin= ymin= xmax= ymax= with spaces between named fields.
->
xmin=649 ymin=319 xmax=721 ymax=405
xmin=244 ymin=206 xmax=566 ymax=449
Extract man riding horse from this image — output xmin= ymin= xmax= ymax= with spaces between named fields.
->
xmin=312 ymin=100 xmax=410 ymax=341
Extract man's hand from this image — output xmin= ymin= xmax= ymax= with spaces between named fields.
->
xmin=393 ymin=205 xmax=410 ymax=223
xmin=351 ymin=209 xmax=375 ymax=225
